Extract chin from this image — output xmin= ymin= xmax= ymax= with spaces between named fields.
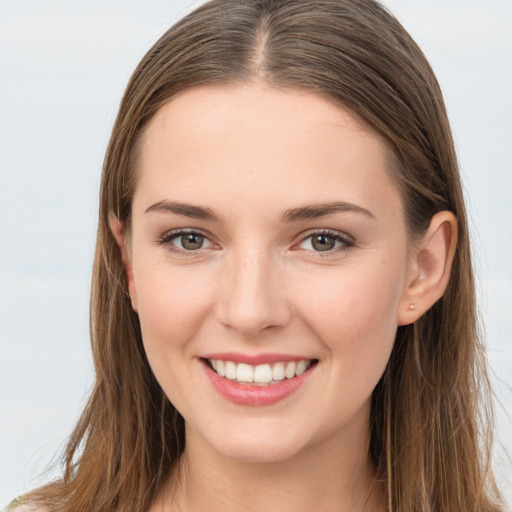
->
xmin=212 ymin=437 xmax=308 ymax=464
xmin=189 ymin=419 xmax=313 ymax=464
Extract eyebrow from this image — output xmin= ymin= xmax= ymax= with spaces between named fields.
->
xmin=145 ymin=200 xmax=221 ymax=221
xmin=144 ymin=200 xmax=374 ymax=222
xmin=280 ymin=201 xmax=375 ymax=222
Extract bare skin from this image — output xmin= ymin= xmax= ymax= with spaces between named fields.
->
xmin=111 ymin=83 xmax=456 ymax=512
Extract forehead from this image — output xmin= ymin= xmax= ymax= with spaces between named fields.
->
xmin=133 ymin=84 xmax=402 ymax=220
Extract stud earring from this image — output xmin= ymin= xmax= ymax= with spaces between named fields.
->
xmin=408 ymin=303 xmax=416 ymax=310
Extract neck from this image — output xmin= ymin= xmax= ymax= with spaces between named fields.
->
xmin=154 ymin=407 xmax=385 ymax=512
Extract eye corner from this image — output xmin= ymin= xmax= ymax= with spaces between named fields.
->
xmin=291 ymin=228 xmax=355 ymax=257
xmin=156 ymin=228 xmax=220 ymax=255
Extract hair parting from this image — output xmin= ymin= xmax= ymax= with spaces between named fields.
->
xmin=25 ymin=1 xmax=502 ymax=511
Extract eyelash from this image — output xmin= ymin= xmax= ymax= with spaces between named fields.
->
xmin=296 ymin=229 xmax=354 ymax=256
xmin=157 ymin=229 xmax=214 ymax=256
xmin=157 ymin=228 xmax=354 ymax=256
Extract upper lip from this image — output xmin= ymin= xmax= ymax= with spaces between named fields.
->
xmin=202 ymin=352 xmax=316 ymax=366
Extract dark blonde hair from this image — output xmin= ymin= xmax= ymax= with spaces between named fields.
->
xmin=28 ymin=1 xmax=502 ymax=510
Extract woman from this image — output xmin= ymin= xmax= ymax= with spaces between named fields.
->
xmin=8 ymin=0 xmax=503 ymax=510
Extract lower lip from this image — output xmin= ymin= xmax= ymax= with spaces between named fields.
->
xmin=202 ymin=360 xmax=316 ymax=406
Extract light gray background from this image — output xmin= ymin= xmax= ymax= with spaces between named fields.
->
xmin=1 ymin=0 xmax=511 ymax=508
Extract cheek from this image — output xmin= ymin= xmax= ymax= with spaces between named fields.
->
xmin=132 ymin=261 xmax=214 ymax=362
xmin=293 ymin=264 xmax=401 ymax=374
xmin=131 ymin=262 xmax=218 ymax=417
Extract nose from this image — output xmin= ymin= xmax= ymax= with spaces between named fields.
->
xmin=215 ymin=248 xmax=291 ymax=337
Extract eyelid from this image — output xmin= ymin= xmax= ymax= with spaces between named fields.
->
xmin=294 ymin=228 xmax=355 ymax=253
xmin=157 ymin=227 xmax=354 ymax=256
xmin=157 ymin=228 xmax=218 ymax=254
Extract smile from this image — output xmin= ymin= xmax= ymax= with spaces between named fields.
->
xmin=207 ymin=358 xmax=314 ymax=386
xmin=201 ymin=356 xmax=318 ymax=406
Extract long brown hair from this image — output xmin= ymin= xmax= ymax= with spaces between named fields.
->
xmin=27 ymin=1 xmax=502 ymax=510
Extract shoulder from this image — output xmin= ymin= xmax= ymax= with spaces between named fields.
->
xmin=3 ymin=505 xmax=46 ymax=512
xmin=2 ymin=497 xmax=47 ymax=512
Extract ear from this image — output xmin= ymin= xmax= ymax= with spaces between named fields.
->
xmin=397 ymin=211 xmax=457 ymax=326
xmin=109 ymin=213 xmax=138 ymax=312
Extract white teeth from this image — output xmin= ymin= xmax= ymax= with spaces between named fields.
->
xmin=272 ymin=362 xmax=285 ymax=381
xmin=225 ymin=361 xmax=237 ymax=380
xmin=236 ymin=363 xmax=254 ymax=383
xmin=254 ymin=364 xmax=272 ymax=383
xmin=295 ymin=360 xmax=307 ymax=376
xmin=285 ymin=361 xmax=296 ymax=379
xmin=208 ymin=358 xmax=314 ymax=384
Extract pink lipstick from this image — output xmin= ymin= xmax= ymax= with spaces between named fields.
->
xmin=201 ymin=355 xmax=317 ymax=406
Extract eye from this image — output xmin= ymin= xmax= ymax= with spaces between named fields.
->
xmin=297 ymin=230 xmax=353 ymax=253
xmin=158 ymin=229 xmax=214 ymax=253
xmin=178 ymin=232 xmax=205 ymax=250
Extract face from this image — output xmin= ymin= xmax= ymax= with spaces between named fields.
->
xmin=125 ymin=84 xmax=415 ymax=463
